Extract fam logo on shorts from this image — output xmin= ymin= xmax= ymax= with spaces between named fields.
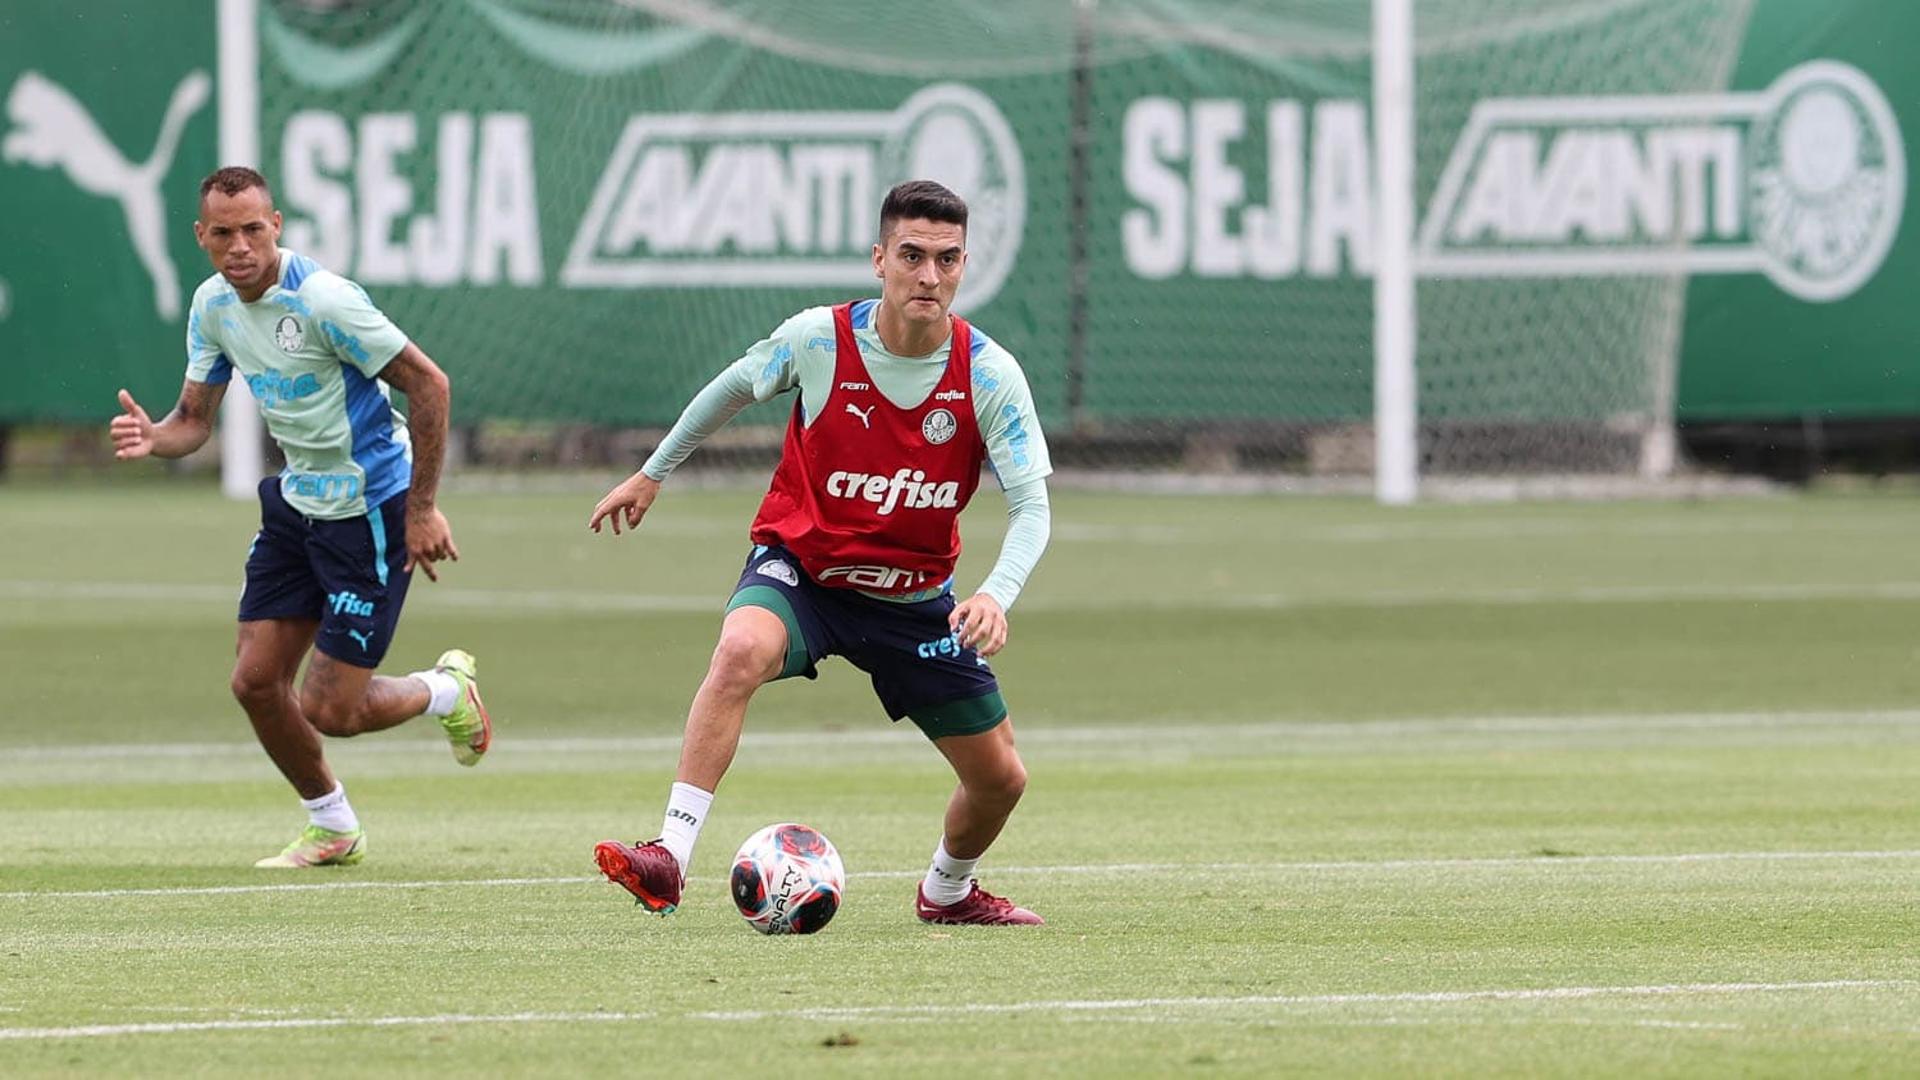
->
xmin=922 ymin=408 xmax=957 ymax=445
xmin=755 ymin=559 xmax=800 ymax=587
xmin=274 ymin=315 xmax=305 ymax=352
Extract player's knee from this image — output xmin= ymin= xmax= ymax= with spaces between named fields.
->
xmin=972 ymin=758 xmax=1027 ymax=806
xmin=996 ymin=760 xmax=1029 ymax=804
xmin=706 ymin=629 xmax=784 ymax=693
xmin=299 ymin=687 xmax=363 ymax=737
xmin=229 ymin=666 xmax=286 ymax=710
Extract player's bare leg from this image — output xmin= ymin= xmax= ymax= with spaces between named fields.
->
xmin=596 ymin=605 xmax=786 ymax=913
xmin=232 ymin=618 xmax=365 ymax=867
xmin=675 ymin=605 xmax=787 ymax=790
xmin=300 ymin=648 xmax=493 ymax=765
xmin=930 ymin=718 xmax=1029 ymax=859
xmin=298 ymin=651 xmax=431 ymax=738
xmin=230 ymin=618 xmax=332 ymax=799
xmin=917 ymin=718 xmax=1043 ymax=925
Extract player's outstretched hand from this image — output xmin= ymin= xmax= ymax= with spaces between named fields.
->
xmin=588 ymin=471 xmax=661 ymax=536
xmin=951 ymin=592 xmax=1008 ymax=657
xmin=110 ymin=389 xmax=155 ymax=460
xmin=405 ymin=505 xmax=460 ymax=582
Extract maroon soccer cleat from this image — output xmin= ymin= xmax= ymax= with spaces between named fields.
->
xmin=594 ymin=839 xmax=683 ymax=915
xmin=915 ymin=881 xmax=1044 ymax=926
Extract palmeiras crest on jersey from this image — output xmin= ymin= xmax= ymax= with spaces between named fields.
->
xmin=274 ymin=315 xmax=305 ymax=352
xmin=921 ymin=408 xmax=958 ymax=446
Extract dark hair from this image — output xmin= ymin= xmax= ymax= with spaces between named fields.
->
xmin=878 ymin=180 xmax=967 ymax=240
xmin=199 ymin=166 xmax=272 ymax=204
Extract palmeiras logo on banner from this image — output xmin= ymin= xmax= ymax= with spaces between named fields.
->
xmin=1419 ymin=61 xmax=1904 ymax=302
xmin=564 ymin=83 xmax=1026 ymax=313
xmin=1744 ymin=63 xmax=1903 ymax=301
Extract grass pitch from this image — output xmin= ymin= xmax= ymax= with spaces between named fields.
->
xmin=2 ymin=483 xmax=1918 ymax=1076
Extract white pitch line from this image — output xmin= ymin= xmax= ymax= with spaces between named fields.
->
xmin=0 ymin=1011 xmax=652 ymax=1042
xmin=0 ymin=875 xmax=599 ymax=900
xmin=0 ymin=579 xmax=715 ymax=614
xmin=1032 ymin=515 xmax=1920 ymax=547
xmin=0 ymin=981 xmax=1904 ymax=1041
xmin=1178 ymin=580 xmax=1920 ymax=613
xmin=853 ymin=849 xmax=1920 ymax=879
xmin=13 ymin=577 xmax=1920 ymax=616
xmin=10 ymin=709 xmax=1920 ymax=763
xmin=6 ymin=849 xmax=1920 ymax=901
xmin=689 ymin=980 xmax=1906 ymax=1021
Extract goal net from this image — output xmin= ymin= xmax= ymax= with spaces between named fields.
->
xmin=1406 ymin=0 xmax=1756 ymax=490
xmin=249 ymin=0 xmax=1755 ymax=492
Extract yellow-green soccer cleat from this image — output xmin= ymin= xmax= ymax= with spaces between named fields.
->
xmin=435 ymin=648 xmax=493 ymax=766
xmin=254 ymin=824 xmax=365 ymax=868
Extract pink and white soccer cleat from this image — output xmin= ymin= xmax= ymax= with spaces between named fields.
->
xmin=915 ymin=881 xmax=1044 ymax=925
xmin=594 ymin=839 xmax=683 ymax=915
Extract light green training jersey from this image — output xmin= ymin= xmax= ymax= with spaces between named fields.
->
xmin=640 ymin=299 xmax=1053 ymax=607
xmin=184 ymin=249 xmax=411 ymax=520
xmin=646 ymin=299 xmax=1052 ymax=489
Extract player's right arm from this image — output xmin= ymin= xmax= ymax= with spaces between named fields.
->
xmin=117 ymin=280 xmax=238 ymax=461
xmin=110 ymin=379 xmax=225 ymax=460
xmin=588 ymin=309 xmax=819 ymax=535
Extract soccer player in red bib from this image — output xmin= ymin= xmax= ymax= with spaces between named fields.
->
xmin=590 ymin=181 xmax=1052 ymax=925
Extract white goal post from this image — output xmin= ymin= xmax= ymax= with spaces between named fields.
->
xmin=1373 ymin=0 xmax=1418 ymax=505
xmin=1371 ymin=0 xmax=1757 ymax=503
xmin=216 ymin=0 xmax=265 ymax=498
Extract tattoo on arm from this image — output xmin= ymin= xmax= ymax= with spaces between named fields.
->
xmin=172 ymin=380 xmax=222 ymax=427
xmin=406 ymin=387 xmax=447 ymax=511
xmin=378 ymin=344 xmax=450 ymax=510
xmin=150 ymin=378 xmax=224 ymax=457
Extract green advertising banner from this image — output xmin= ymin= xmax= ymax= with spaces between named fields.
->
xmin=1085 ymin=27 xmax=1376 ymax=424
xmin=2 ymin=0 xmax=1914 ymax=435
xmin=253 ymin=1 xmax=1070 ymax=426
xmin=1676 ymin=0 xmax=1920 ymax=419
xmin=0 ymin=2 xmax=218 ymax=422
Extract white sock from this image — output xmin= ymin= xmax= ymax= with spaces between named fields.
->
xmin=410 ymin=669 xmax=461 ymax=717
xmin=658 ymin=782 xmax=713 ymax=877
xmin=300 ymin=782 xmax=359 ymax=833
xmin=921 ymin=839 xmax=979 ymax=906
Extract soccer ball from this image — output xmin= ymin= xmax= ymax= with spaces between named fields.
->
xmin=730 ymin=822 xmax=845 ymax=935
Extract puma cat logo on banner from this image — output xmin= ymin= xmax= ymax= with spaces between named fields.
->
xmin=3 ymin=69 xmax=210 ymax=320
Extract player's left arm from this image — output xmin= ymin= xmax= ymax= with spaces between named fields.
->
xmin=949 ymin=346 xmax=1054 ymax=656
xmin=318 ymin=276 xmax=460 ymax=580
xmin=951 ymin=477 xmax=1051 ymax=656
xmin=377 ymin=343 xmax=458 ymax=581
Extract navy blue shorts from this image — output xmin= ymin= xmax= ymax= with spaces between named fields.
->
xmin=727 ymin=545 xmax=1006 ymax=740
xmin=238 ymin=477 xmax=412 ymax=668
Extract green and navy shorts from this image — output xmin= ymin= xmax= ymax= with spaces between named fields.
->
xmin=727 ymin=544 xmax=1007 ymax=740
xmin=238 ymin=477 xmax=412 ymax=667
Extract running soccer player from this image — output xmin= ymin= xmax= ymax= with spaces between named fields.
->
xmin=591 ymin=180 xmax=1052 ymax=925
xmin=108 ymin=166 xmax=493 ymax=869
